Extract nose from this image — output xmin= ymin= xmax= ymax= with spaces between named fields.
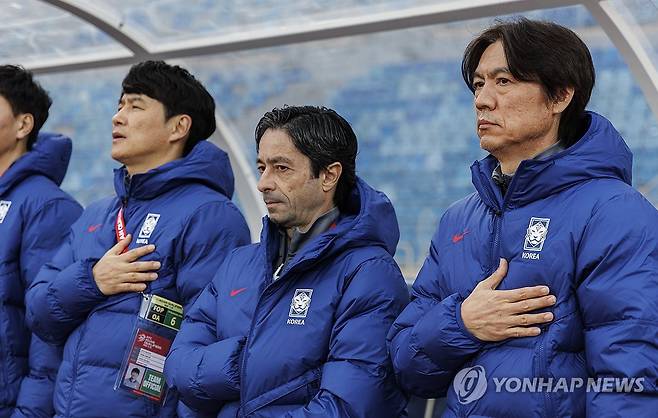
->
xmin=474 ymin=81 xmax=495 ymax=112
xmin=112 ymin=107 xmax=125 ymax=126
xmin=257 ymin=168 xmax=274 ymax=194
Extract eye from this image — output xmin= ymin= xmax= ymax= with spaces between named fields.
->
xmin=257 ymin=165 xmax=265 ymax=174
xmin=275 ymin=165 xmax=289 ymax=172
xmin=472 ymin=80 xmax=484 ymax=90
xmin=496 ymin=77 xmax=511 ymax=86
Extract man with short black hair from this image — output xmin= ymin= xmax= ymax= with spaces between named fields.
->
xmin=389 ymin=18 xmax=658 ymax=416
xmin=0 ymin=64 xmax=82 ymax=417
xmin=26 ymin=60 xmax=250 ymax=417
xmin=165 ymin=105 xmax=409 ymax=417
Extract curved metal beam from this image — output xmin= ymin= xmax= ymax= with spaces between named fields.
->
xmin=41 ymin=0 xmax=149 ymax=56
xmin=30 ymin=0 xmax=581 ymax=74
xmin=212 ymin=111 xmax=266 ymax=242
xmin=585 ymin=0 xmax=658 ymax=120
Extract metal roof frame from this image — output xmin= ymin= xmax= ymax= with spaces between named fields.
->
xmin=35 ymin=0 xmax=658 ymax=236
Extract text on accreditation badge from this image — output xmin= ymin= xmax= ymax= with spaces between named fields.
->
xmin=115 ymin=294 xmax=183 ymax=403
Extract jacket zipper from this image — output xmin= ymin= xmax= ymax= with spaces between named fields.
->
xmin=538 ymin=332 xmax=554 ymax=417
xmin=66 ymin=181 xmax=132 ymax=416
xmin=490 ymin=170 xmax=554 ymax=418
xmin=239 ymin=263 xmax=279 ymax=417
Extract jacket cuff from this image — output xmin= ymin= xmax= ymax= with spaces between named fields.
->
xmin=412 ymin=293 xmax=484 ymax=360
xmin=51 ymin=258 xmax=106 ymax=319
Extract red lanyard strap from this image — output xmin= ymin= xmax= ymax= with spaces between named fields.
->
xmin=115 ymin=206 xmax=128 ymax=253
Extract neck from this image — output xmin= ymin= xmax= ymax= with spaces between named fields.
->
xmin=286 ymin=204 xmax=337 ymax=239
xmin=125 ymin=149 xmax=184 ymax=176
xmin=497 ymin=136 xmax=560 ymax=175
xmin=0 ymin=143 xmax=28 ymax=177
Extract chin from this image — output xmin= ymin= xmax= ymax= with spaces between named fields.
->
xmin=479 ymin=137 xmax=505 ymax=154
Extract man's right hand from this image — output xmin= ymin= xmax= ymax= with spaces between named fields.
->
xmin=92 ymin=234 xmax=160 ymax=296
xmin=460 ymin=258 xmax=556 ymax=342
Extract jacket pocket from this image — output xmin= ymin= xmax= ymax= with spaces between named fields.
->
xmin=241 ymin=367 xmax=322 ymax=416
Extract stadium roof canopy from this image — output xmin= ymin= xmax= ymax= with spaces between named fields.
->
xmin=3 ymin=0 xmax=658 ymax=252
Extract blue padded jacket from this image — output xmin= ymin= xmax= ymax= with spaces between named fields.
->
xmin=165 ymin=178 xmax=409 ymax=417
xmin=0 ymin=133 xmax=82 ymax=418
xmin=388 ymin=112 xmax=658 ymax=417
xmin=26 ymin=141 xmax=250 ymax=418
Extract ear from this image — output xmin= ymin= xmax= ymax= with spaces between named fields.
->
xmin=167 ymin=114 xmax=192 ymax=144
xmin=551 ymin=87 xmax=575 ymax=114
xmin=321 ymin=162 xmax=342 ymax=193
xmin=15 ymin=113 xmax=34 ymax=141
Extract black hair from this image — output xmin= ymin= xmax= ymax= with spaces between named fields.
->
xmin=121 ymin=60 xmax=216 ymax=155
xmin=255 ymin=106 xmax=358 ymax=211
xmin=130 ymin=368 xmax=140 ymax=375
xmin=0 ymin=65 xmax=52 ymax=150
xmin=462 ymin=18 xmax=595 ymax=146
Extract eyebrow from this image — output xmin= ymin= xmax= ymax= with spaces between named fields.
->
xmin=118 ymin=96 xmax=146 ymax=105
xmin=256 ymin=156 xmax=294 ymax=165
xmin=473 ymin=67 xmax=512 ymax=79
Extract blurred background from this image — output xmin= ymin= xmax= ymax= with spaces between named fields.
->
xmin=3 ymin=1 xmax=658 ymax=415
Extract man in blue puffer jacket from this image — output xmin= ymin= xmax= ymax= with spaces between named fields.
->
xmin=388 ymin=19 xmax=658 ymax=417
xmin=0 ymin=65 xmax=82 ymax=418
xmin=164 ymin=105 xmax=409 ymax=417
xmin=26 ymin=61 xmax=250 ymax=417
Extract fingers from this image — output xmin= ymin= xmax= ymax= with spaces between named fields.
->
xmin=483 ymin=258 xmax=508 ymax=290
xmin=499 ymin=285 xmax=551 ymax=303
xmin=122 ymin=272 xmax=158 ymax=283
xmin=123 ymin=244 xmax=156 ymax=262
xmin=505 ymin=327 xmax=542 ymax=338
xmin=130 ymin=261 xmax=161 ymax=272
xmin=109 ymin=234 xmax=132 ymax=255
xmin=507 ymin=294 xmax=556 ymax=313
xmin=510 ymin=312 xmax=554 ymax=327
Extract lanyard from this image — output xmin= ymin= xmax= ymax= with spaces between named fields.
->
xmin=115 ymin=206 xmax=129 ymax=253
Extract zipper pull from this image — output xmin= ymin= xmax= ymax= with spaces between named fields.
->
xmin=273 ymin=263 xmax=283 ymax=281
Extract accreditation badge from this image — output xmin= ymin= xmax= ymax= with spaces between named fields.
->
xmin=114 ymin=294 xmax=183 ymax=404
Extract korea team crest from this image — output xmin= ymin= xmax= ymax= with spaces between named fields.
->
xmin=137 ymin=213 xmax=160 ymax=243
xmin=289 ymin=289 xmax=313 ymax=317
xmin=0 ymin=201 xmax=11 ymax=224
xmin=287 ymin=289 xmax=313 ymax=326
xmin=524 ymin=217 xmax=550 ymax=252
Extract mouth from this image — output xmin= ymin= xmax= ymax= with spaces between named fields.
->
xmin=112 ymin=132 xmax=126 ymax=142
xmin=477 ymin=119 xmax=497 ymax=129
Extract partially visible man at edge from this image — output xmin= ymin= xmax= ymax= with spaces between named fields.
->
xmin=26 ymin=60 xmax=250 ymax=417
xmin=0 ymin=65 xmax=82 ymax=417
xmin=389 ymin=18 xmax=658 ymax=416
xmin=164 ymin=105 xmax=409 ymax=417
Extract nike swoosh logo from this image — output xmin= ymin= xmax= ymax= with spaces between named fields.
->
xmin=452 ymin=230 xmax=470 ymax=243
xmin=87 ymin=224 xmax=102 ymax=233
xmin=230 ymin=287 xmax=247 ymax=297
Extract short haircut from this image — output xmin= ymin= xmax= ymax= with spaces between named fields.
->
xmin=255 ymin=106 xmax=358 ymax=211
xmin=121 ymin=60 xmax=216 ymax=155
xmin=131 ymin=368 xmax=140 ymax=375
xmin=0 ymin=65 xmax=52 ymax=150
xmin=462 ymin=18 xmax=595 ymax=146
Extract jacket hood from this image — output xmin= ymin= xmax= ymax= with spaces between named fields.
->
xmin=113 ymin=140 xmax=235 ymax=200
xmin=0 ymin=132 xmax=72 ymax=194
xmin=261 ymin=177 xmax=400 ymax=274
xmin=471 ymin=111 xmax=633 ymax=210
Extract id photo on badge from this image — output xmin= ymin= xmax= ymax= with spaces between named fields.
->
xmin=123 ymin=363 xmax=145 ymax=390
